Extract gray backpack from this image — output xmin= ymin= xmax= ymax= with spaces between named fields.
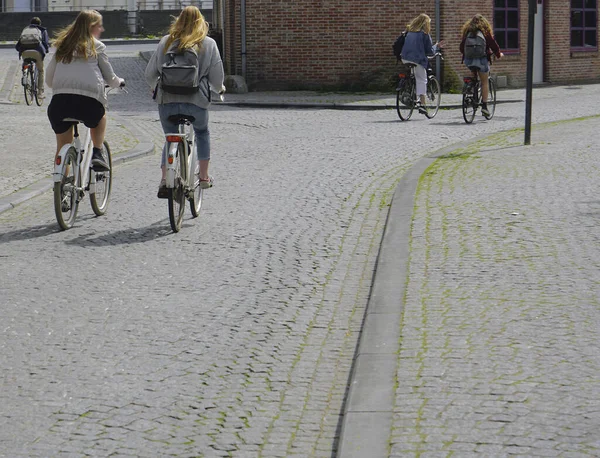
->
xmin=160 ymin=41 xmax=202 ymax=95
xmin=464 ymin=31 xmax=487 ymax=59
xmin=19 ymin=26 xmax=42 ymax=50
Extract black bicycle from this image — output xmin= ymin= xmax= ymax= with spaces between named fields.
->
xmin=21 ymin=58 xmax=42 ymax=106
xmin=395 ymin=52 xmax=443 ymax=121
xmin=462 ymin=69 xmax=496 ymax=124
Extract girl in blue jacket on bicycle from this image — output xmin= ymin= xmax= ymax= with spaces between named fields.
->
xmin=400 ymin=13 xmax=445 ymax=116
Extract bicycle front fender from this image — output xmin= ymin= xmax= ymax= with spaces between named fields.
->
xmin=53 ymin=144 xmax=75 ymax=182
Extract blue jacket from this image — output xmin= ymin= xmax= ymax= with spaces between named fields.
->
xmin=400 ymin=31 xmax=436 ymax=68
xmin=15 ymin=25 xmax=50 ymax=59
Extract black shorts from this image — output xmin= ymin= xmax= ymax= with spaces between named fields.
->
xmin=47 ymin=94 xmax=105 ymax=134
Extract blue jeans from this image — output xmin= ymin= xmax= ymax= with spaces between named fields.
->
xmin=158 ymin=103 xmax=210 ymax=165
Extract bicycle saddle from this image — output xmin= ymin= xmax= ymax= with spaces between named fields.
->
xmin=168 ymin=114 xmax=195 ymax=124
xmin=405 ymin=63 xmax=418 ymax=68
xmin=62 ymin=118 xmax=84 ymax=123
xmin=23 ymin=58 xmax=36 ymax=64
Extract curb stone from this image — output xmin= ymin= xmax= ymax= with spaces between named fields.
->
xmin=0 ymin=142 xmax=154 ymax=215
xmin=213 ymin=99 xmax=522 ymax=111
xmin=336 ymin=130 xmax=514 ymax=458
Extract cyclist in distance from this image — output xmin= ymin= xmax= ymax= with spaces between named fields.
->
xmin=45 ymin=9 xmax=125 ymax=172
xmin=400 ymin=13 xmax=445 ymax=116
xmin=15 ymin=17 xmax=50 ymax=99
xmin=460 ymin=14 xmax=503 ymax=117
xmin=145 ymin=5 xmax=225 ymax=198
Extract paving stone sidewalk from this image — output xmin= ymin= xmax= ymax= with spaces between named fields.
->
xmin=340 ymin=116 xmax=600 ymax=457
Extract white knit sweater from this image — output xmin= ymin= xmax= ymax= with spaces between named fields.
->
xmin=45 ymin=38 xmax=123 ymax=107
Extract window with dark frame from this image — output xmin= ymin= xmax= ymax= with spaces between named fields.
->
xmin=494 ymin=0 xmax=519 ymax=51
xmin=571 ymin=0 xmax=598 ymax=49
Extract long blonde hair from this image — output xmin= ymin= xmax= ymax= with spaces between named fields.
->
xmin=53 ymin=10 xmax=102 ymax=64
xmin=407 ymin=13 xmax=431 ymax=34
xmin=165 ymin=6 xmax=209 ymax=53
xmin=461 ymin=14 xmax=492 ymax=37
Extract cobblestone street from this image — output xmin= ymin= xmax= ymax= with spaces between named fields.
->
xmin=1 ymin=50 xmax=600 ymax=457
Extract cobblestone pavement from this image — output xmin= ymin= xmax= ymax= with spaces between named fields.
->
xmin=1 ymin=49 xmax=600 ymax=457
xmin=390 ymin=118 xmax=600 ymax=457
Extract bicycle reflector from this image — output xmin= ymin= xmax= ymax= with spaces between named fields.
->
xmin=23 ymin=64 xmax=30 ymax=70
xmin=55 ymin=156 xmax=61 ymax=166
xmin=398 ymin=73 xmax=406 ymax=78
xmin=463 ymin=77 xmax=473 ymax=83
xmin=166 ymin=135 xmax=182 ymax=143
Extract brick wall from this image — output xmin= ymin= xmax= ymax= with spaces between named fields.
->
xmin=545 ymin=1 xmax=600 ymax=85
xmin=224 ymin=0 xmax=600 ymax=90
xmin=225 ymin=0 xmax=437 ymax=89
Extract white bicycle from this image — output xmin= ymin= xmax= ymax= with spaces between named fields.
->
xmin=53 ymin=119 xmax=113 ymax=230
xmin=163 ymin=114 xmax=203 ymax=232
xmin=53 ymin=86 xmax=125 ymax=230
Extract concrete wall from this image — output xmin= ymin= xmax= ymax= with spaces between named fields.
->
xmin=0 ymin=10 xmax=128 ymax=40
xmin=138 ymin=9 xmax=212 ymax=37
xmin=0 ymin=9 xmax=213 ymax=40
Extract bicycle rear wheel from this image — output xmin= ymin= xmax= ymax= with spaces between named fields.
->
xmin=168 ymin=142 xmax=187 ymax=232
xmin=484 ymin=77 xmax=497 ymax=120
xmin=23 ymin=69 xmax=33 ymax=106
xmin=189 ymin=155 xmax=203 ymax=217
xmin=425 ymin=75 xmax=441 ymax=119
xmin=462 ymin=82 xmax=477 ymax=124
xmin=54 ymin=147 xmax=79 ymax=230
xmin=90 ymin=141 xmax=113 ymax=216
xmin=396 ymin=79 xmax=415 ymax=121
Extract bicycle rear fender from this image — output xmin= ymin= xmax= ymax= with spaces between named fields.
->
xmin=165 ymin=141 xmax=180 ymax=188
xmin=53 ymin=144 xmax=75 ymax=183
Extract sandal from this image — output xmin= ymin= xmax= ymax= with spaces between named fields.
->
xmin=199 ymin=176 xmax=213 ymax=189
xmin=157 ymin=178 xmax=169 ymax=199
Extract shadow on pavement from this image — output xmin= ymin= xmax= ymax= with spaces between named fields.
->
xmin=63 ymin=220 xmax=178 ymax=246
xmin=0 ymin=223 xmax=61 ymax=242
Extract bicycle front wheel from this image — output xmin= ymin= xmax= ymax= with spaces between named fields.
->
xmin=425 ymin=75 xmax=441 ymax=119
xmin=462 ymin=83 xmax=476 ymax=124
xmin=396 ymin=80 xmax=415 ymax=121
xmin=90 ymin=141 xmax=113 ymax=216
xmin=189 ymin=155 xmax=203 ymax=218
xmin=23 ymin=70 xmax=33 ymax=106
xmin=33 ymin=67 xmax=43 ymax=106
xmin=484 ymin=77 xmax=497 ymax=120
xmin=54 ymin=147 xmax=79 ymax=230
xmin=168 ymin=142 xmax=187 ymax=232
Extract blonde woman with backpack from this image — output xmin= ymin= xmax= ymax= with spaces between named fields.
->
xmin=145 ymin=6 xmax=225 ymax=198
xmin=460 ymin=14 xmax=503 ymax=117
xmin=45 ymin=10 xmax=125 ymax=171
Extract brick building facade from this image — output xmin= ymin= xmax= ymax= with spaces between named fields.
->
xmin=220 ymin=0 xmax=600 ymax=90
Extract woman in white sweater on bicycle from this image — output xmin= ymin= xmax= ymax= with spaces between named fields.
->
xmin=46 ymin=10 xmax=125 ymax=171
xmin=145 ymin=6 xmax=224 ymax=197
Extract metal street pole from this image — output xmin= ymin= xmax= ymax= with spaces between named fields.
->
xmin=524 ymin=0 xmax=537 ymax=145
